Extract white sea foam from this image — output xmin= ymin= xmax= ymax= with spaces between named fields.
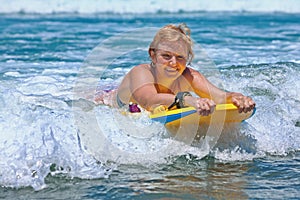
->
xmin=0 ymin=0 xmax=299 ymax=14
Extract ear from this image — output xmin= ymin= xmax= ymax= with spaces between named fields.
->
xmin=148 ymin=48 xmax=155 ymax=60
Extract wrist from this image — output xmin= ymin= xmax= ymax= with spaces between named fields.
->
xmin=225 ymin=92 xmax=242 ymax=103
xmin=183 ymin=95 xmax=193 ymax=107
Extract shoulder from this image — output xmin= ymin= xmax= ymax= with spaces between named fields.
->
xmin=182 ymin=67 xmax=203 ymax=79
xmin=126 ymin=64 xmax=155 ymax=83
xmin=129 ymin=64 xmax=152 ymax=76
xmin=185 ymin=67 xmax=201 ymax=74
xmin=131 ymin=63 xmax=151 ymax=72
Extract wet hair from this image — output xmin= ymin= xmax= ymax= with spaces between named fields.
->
xmin=149 ymin=23 xmax=194 ymax=64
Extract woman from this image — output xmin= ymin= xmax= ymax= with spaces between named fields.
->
xmin=96 ymin=24 xmax=255 ymax=115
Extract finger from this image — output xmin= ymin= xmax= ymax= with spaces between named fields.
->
xmin=243 ymin=100 xmax=250 ymax=113
xmin=197 ymin=100 xmax=206 ymax=109
xmin=197 ymin=104 xmax=207 ymax=116
xmin=202 ymin=102 xmax=210 ymax=111
xmin=208 ymin=100 xmax=216 ymax=113
xmin=199 ymin=109 xmax=210 ymax=116
xmin=196 ymin=98 xmax=216 ymax=115
xmin=232 ymin=98 xmax=240 ymax=107
xmin=202 ymin=105 xmax=213 ymax=116
xmin=245 ymin=98 xmax=256 ymax=112
xmin=238 ymin=103 xmax=244 ymax=113
xmin=250 ymin=100 xmax=256 ymax=109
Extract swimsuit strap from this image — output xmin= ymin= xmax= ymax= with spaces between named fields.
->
xmin=116 ymin=94 xmax=126 ymax=108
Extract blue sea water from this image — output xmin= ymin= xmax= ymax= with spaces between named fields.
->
xmin=0 ymin=1 xmax=300 ymax=199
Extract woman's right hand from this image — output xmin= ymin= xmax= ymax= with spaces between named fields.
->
xmin=185 ymin=96 xmax=216 ymax=116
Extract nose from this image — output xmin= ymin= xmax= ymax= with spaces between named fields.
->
xmin=169 ymin=55 xmax=177 ymax=66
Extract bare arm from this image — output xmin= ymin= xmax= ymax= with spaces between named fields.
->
xmin=185 ymin=68 xmax=227 ymax=103
xmin=124 ymin=65 xmax=175 ymax=110
xmin=183 ymin=68 xmax=255 ymax=113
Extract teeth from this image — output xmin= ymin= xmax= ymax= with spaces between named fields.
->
xmin=167 ymin=70 xmax=176 ymax=72
xmin=167 ymin=67 xmax=177 ymax=72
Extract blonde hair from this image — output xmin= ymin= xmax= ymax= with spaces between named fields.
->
xmin=149 ymin=23 xmax=194 ymax=64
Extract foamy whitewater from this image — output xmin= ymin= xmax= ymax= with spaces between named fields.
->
xmin=0 ymin=1 xmax=299 ymax=199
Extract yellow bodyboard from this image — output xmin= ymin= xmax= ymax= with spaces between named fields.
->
xmin=150 ymin=104 xmax=255 ymax=126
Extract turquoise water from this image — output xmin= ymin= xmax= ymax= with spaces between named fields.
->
xmin=1 ymin=2 xmax=300 ymax=199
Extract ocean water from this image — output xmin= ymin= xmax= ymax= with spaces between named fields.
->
xmin=1 ymin=1 xmax=300 ymax=199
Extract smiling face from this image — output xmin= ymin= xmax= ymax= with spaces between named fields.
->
xmin=150 ymin=40 xmax=189 ymax=79
xmin=148 ymin=24 xmax=193 ymax=82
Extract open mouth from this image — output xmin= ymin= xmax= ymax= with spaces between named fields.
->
xmin=165 ymin=66 xmax=179 ymax=73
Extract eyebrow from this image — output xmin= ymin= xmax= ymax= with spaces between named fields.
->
xmin=157 ymin=49 xmax=186 ymax=56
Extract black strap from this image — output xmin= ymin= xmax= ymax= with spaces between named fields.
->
xmin=168 ymin=92 xmax=192 ymax=110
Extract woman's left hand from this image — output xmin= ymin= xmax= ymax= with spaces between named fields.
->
xmin=231 ymin=94 xmax=256 ymax=113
